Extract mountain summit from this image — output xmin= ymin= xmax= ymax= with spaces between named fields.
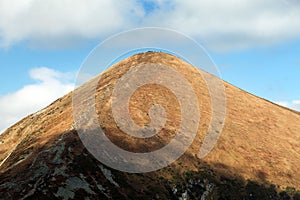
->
xmin=0 ymin=52 xmax=299 ymax=199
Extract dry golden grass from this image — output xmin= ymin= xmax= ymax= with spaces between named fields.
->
xmin=0 ymin=52 xmax=299 ymax=190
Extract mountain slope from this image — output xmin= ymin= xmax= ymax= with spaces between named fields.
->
xmin=0 ymin=52 xmax=299 ymax=199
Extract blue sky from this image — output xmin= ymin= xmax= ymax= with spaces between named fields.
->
xmin=0 ymin=0 xmax=299 ymax=133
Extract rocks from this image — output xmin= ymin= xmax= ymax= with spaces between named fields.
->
xmin=99 ymin=164 xmax=119 ymax=187
xmin=54 ymin=176 xmax=95 ymax=200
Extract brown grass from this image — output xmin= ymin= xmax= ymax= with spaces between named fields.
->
xmin=0 ymin=52 xmax=299 ymax=190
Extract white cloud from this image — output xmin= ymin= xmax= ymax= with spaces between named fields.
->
xmin=0 ymin=0 xmax=300 ymax=51
xmin=144 ymin=0 xmax=300 ymax=51
xmin=277 ymin=100 xmax=300 ymax=111
xmin=0 ymin=67 xmax=74 ymax=133
xmin=0 ymin=0 xmax=144 ymax=47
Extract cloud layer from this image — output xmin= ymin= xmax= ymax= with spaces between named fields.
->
xmin=277 ymin=100 xmax=300 ymax=111
xmin=1 ymin=0 xmax=300 ymax=51
xmin=0 ymin=67 xmax=74 ymax=133
xmin=0 ymin=0 xmax=143 ymax=47
xmin=148 ymin=0 xmax=300 ymax=51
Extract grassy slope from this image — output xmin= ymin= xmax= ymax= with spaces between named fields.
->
xmin=0 ymin=52 xmax=299 ymax=199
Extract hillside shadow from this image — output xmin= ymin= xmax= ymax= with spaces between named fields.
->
xmin=0 ymin=128 xmax=299 ymax=200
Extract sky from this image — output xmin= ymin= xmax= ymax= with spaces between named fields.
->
xmin=0 ymin=0 xmax=299 ymax=133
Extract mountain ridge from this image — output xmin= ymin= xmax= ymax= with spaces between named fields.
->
xmin=0 ymin=52 xmax=299 ymax=199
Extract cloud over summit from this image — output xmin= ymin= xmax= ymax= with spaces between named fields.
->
xmin=0 ymin=0 xmax=300 ymax=51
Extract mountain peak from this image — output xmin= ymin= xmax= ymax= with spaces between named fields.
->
xmin=1 ymin=52 xmax=300 ymax=199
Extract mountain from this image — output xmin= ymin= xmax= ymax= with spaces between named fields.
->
xmin=0 ymin=52 xmax=299 ymax=199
